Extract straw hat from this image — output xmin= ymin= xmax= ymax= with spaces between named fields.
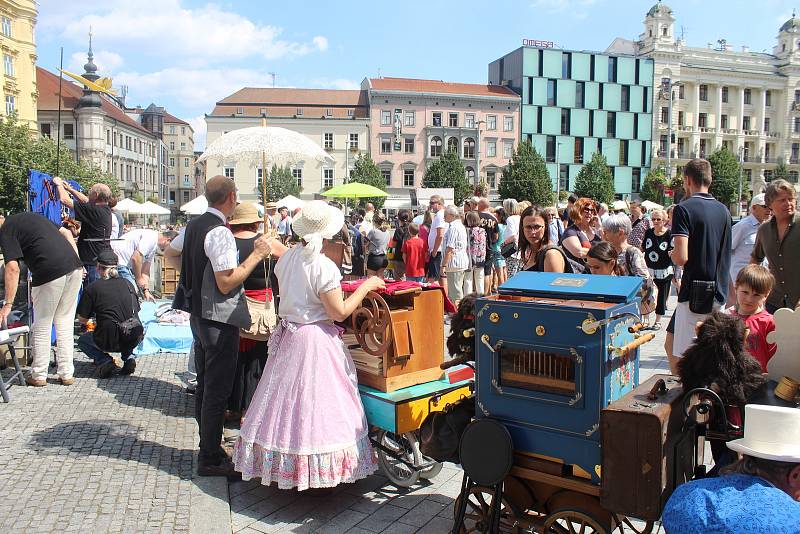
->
xmin=727 ymin=404 xmax=800 ymax=462
xmin=292 ymin=200 xmax=344 ymax=240
xmin=264 ymin=201 xmax=278 ymax=210
xmin=229 ymin=202 xmax=262 ymax=225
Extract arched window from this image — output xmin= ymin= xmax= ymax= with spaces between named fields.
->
xmin=464 ymin=138 xmax=476 ymax=159
xmin=466 ymin=167 xmax=475 ymax=182
xmin=430 ymin=136 xmax=442 ymax=157
xmin=447 ymin=137 xmax=459 ymax=154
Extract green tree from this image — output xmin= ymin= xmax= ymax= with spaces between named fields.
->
xmin=0 ymin=115 xmax=117 ymax=213
xmin=573 ymin=152 xmax=615 ymax=205
xmin=498 ymin=141 xmax=553 ymax=206
xmin=347 ymin=153 xmax=387 ymax=210
xmin=259 ymin=164 xmax=301 ymax=204
xmin=422 ymin=149 xmax=470 ymax=205
xmin=640 ymin=167 xmax=668 ymax=205
xmin=707 ymin=146 xmax=740 ymax=206
xmin=774 ymin=159 xmax=789 ymax=182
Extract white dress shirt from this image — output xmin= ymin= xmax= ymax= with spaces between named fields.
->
xmin=204 ymin=208 xmax=238 ymax=272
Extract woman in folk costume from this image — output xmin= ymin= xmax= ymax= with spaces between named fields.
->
xmin=233 ymin=200 xmax=384 ymax=490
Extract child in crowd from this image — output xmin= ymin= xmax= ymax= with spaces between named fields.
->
xmin=724 ymin=265 xmax=777 ymax=372
xmin=402 ymin=223 xmax=427 ymax=283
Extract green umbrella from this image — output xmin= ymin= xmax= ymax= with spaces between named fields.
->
xmin=321 ymin=182 xmax=388 ymax=198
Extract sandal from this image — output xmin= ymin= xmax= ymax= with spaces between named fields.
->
xmin=652 ymin=323 xmax=662 ymax=331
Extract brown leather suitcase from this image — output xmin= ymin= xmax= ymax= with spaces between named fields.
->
xmin=599 ymin=374 xmax=696 ymax=522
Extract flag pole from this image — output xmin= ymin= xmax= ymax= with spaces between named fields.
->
xmin=56 ymin=47 xmax=64 ymax=176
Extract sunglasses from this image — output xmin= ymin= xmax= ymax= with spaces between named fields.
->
xmin=652 ymin=218 xmax=663 ymax=221
xmin=582 ymin=208 xmax=596 ymax=214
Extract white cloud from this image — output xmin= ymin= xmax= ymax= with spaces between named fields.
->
xmin=531 ymin=0 xmax=600 ymax=18
xmin=67 ymin=49 xmax=124 ymax=74
xmin=310 ymin=78 xmax=361 ymax=90
xmin=51 ymin=0 xmax=328 ymax=65
xmin=187 ymin=115 xmax=207 ymax=152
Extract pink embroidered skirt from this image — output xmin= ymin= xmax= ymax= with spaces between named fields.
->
xmin=233 ymin=320 xmax=377 ymax=490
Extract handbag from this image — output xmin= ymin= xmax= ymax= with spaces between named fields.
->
xmin=114 ymin=283 xmax=144 ymax=351
xmin=500 ymin=240 xmax=517 ymax=259
xmin=419 ymin=395 xmax=475 ymax=463
xmin=240 ymin=262 xmax=277 ymax=341
xmin=688 ymin=223 xmax=727 ymax=314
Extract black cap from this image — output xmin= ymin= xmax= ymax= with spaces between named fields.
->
xmin=95 ymin=249 xmax=119 ymax=267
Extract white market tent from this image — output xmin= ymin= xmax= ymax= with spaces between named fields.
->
xmin=180 ymin=195 xmax=208 ymax=215
xmin=133 ymin=201 xmax=171 ymax=216
xmin=114 ymin=198 xmax=144 ymax=213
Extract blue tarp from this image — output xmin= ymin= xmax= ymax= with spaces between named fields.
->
xmin=134 ymin=301 xmax=192 ymax=355
xmin=28 ymin=169 xmax=83 ymax=223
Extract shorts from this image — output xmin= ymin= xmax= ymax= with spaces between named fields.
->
xmin=672 ymin=300 xmax=721 ymax=359
xmin=427 ymin=252 xmax=443 ymax=279
xmin=366 ymin=254 xmax=388 ymax=271
xmin=484 ymin=251 xmax=498 ymax=275
xmin=494 ymin=255 xmax=506 ymax=269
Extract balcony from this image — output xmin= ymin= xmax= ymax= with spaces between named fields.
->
xmin=742 ymin=156 xmax=760 ymax=163
xmin=744 ymin=129 xmax=760 ymax=137
xmin=677 ymin=125 xmax=694 ymax=133
xmin=698 ymin=127 xmax=716 ymax=134
xmin=721 ymin=128 xmax=738 ymax=135
xmin=790 ymin=157 xmax=799 ymax=165
xmin=765 ymin=131 xmax=781 ymax=139
xmin=763 ymin=157 xmax=780 ymax=164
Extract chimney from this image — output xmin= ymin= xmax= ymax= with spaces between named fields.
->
xmin=742 ymin=45 xmax=750 ymax=53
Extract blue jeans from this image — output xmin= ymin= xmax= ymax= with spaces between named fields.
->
xmin=83 ymin=262 xmax=102 ymax=287
xmin=117 ymin=265 xmax=137 ymax=290
xmin=78 ymin=331 xmax=134 ymax=366
xmin=407 ymin=276 xmax=425 ymax=283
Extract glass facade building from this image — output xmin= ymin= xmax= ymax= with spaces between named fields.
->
xmin=489 ymin=47 xmax=654 ymax=196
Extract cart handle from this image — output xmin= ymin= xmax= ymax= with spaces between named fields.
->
xmin=647 ymin=378 xmax=667 ymax=400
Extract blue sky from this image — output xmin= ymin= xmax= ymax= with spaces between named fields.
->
xmin=37 ymin=0 xmax=797 ymax=148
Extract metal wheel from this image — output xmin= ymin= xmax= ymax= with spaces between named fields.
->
xmin=454 ymin=486 xmax=520 ymax=534
xmin=544 ymin=509 xmax=611 ymax=534
xmin=351 ymin=291 xmax=393 ymax=355
xmin=419 ymin=459 xmax=443 ymax=480
xmin=376 ymin=430 xmax=421 ymax=488
xmin=612 ymin=515 xmax=655 ymax=534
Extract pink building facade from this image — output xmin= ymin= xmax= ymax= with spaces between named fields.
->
xmin=362 ymin=77 xmax=521 ymax=197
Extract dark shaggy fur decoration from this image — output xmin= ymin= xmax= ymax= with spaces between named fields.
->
xmin=446 ymin=293 xmax=478 ymax=359
xmin=678 ymin=311 xmax=765 ymax=406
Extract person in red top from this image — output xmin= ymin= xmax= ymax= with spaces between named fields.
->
xmin=402 ymin=223 xmax=427 ymax=283
xmin=724 ymin=264 xmax=777 ymax=372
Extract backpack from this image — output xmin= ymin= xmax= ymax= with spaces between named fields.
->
xmin=468 ymin=227 xmax=487 ymax=266
xmin=535 ymin=245 xmax=575 ymax=274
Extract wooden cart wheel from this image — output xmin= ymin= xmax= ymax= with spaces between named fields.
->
xmin=376 ymin=430 xmax=421 ymax=488
xmin=612 ymin=515 xmax=655 ymax=534
xmin=351 ymin=291 xmax=393 ymax=356
xmin=454 ymin=486 xmax=520 ymax=534
xmin=544 ymin=509 xmax=611 ymax=534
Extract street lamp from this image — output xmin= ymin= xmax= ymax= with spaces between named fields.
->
xmin=738 ymin=145 xmax=745 ymax=217
xmin=475 ymin=119 xmax=485 ymax=187
xmin=659 ymin=77 xmax=683 ymax=182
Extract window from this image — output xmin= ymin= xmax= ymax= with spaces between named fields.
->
xmin=574 ymin=137 xmax=583 ymax=163
xmin=466 ymin=167 xmax=476 ymax=183
xmin=324 ymin=132 xmax=334 ymax=150
xmin=40 ymin=123 xmax=51 ymax=138
xmin=169 ymin=126 xmax=176 ymax=134
xmin=464 ymin=138 xmax=475 ymax=158
xmin=349 ymin=133 xmax=359 ymax=150
xmin=546 ymin=135 xmax=556 ymax=162
xmin=183 ymin=191 xmax=190 ymax=203
xmin=487 ymin=115 xmax=497 ymax=130
xmin=403 ymin=168 xmax=414 ymax=187
xmin=679 ymin=85 xmax=685 ymax=99
xmin=503 ymin=116 xmax=514 ymax=132
xmin=620 ymin=140 xmax=628 ymax=166
xmin=224 ymin=166 xmax=235 ymax=178
xmin=631 ymin=168 xmax=641 ymax=193
xmin=660 ymin=107 xmax=669 ymax=124
xmin=106 ymin=129 xmax=110 ymax=144
xmin=404 ymin=137 xmax=415 ymax=154
xmin=448 ymin=113 xmax=458 ymax=127
xmin=296 ymin=108 xmax=304 ymax=116
xmin=503 ymin=141 xmax=513 ymax=159
xmin=722 ymin=86 xmax=729 ymax=103
xmin=608 ymin=56 xmax=618 ymax=82
xmin=561 ymin=108 xmax=570 ymax=135
xmin=588 ymin=110 xmax=594 ymax=137
xmin=486 ymin=140 xmax=497 ymax=157
xmin=62 ymin=122 xmax=73 ymax=139
xmin=699 ymin=84 xmax=708 ymax=101
xmin=547 ymin=79 xmax=556 ymax=106
xmin=404 ymin=110 xmax=415 ymax=127
xmin=487 ymin=170 xmax=497 ymax=188
xmin=576 ymin=81 xmax=585 ymax=108
xmin=347 ymin=109 xmax=354 ymax=117
xmin=430 ymin=136 xmax=442 ymax=157
xmin=792 ymin=171 xmax=800 ymax=184
xmin=326 ymin=108 xmax=333 ymax=117
xmin=180 ymin=142 xmax=186 ymax=150
xmin=183 ymin=174 xmax=190 ymax=186
xmin=465 ymin=113 xmax=475 ymax=128
xmin=678 ymin=111 xmax=684 ymax=126
xmin=744 ymin=88 xmax=751 ymax=105
xmin=447 ymin=137 xmax=459 ymax=153
xmin=562 ymin=52 xmax=572 ymax=78
xmin=1 ymin=17 xmax=11 ymax=37
xmin=184 ymin=157 xmax=190 ymax=167
xmin=292 ymin=168 xmax=303 ymax=187
xmin=660 ymin=134 xmax=668 ymax=155
xmin=764 ymin=118 xmax=770 ymax=133
xmin=381 ymin=169 xmax=391 ymax=185
xmin=795 ymin=90 xmax=800 ymax=104
xmin=743 ymin=116 xmax=751 ymax=131
xmin=559 ymin=165 xmax=569 ymax=191
xmin=432 ymin=112 xmax=442 ymax=127
xmin=380 ymin=138 xmax=391 ymax=154
xmin=323 ymin=169 xmax=334 ymax=188
xmin=698 ymin=113 xmax=707 ymax=128
xmin=765 ymin=90 xmax=772 ymax=107
xmin=677 ymin=138 xmax=685 ymax=156
xmin=607 ymin=111 xmax=616 ymax=137
xmin=793 ymin=143 xmax=800 ymax=163
xmin=721 ymin=114 xmax=728 ymax=129
xmin=598 ymin=84 xmax=604 ymax=108
xmin=169 ymin=141 xmax=175 ymax=150
xmin=3 ymin=54 xmax=12 ymax=77
xmin=699 ymin=139 xmax=707 ymax=157
xmin=381 ymin=110 xmax=392 ymax=125
xmin=795 ymin=117 xmax=800 ymax=134
xmin=169 ymin=157 xmax=175 ymax=167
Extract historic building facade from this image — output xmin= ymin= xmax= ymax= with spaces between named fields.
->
xmin=204 ymin=88 xmax=370 ymax=202
xmin=608 ymin=1 xmax=800 ymax=192
xmin=163 ymin=112 xmax=195 ymax=214
xmin=0 ymin=0 xmax=37 ymax=128
xmin=489 ymin=47 xmax=654 ymax=198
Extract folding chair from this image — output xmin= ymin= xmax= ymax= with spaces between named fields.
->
xmin=0 ymin=324 xmax=31 ymax=403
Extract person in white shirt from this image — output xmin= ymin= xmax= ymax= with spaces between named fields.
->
xmin=112 ymin=228 xmax=177 ymax=300
xmin=276 ymin=206 xmax=293 ymax=243
xmin=442 ymin=206 xmax=470 ymax=303
xmin=426 ymin=195 xmax=449 ymax=286
xmin=727 ymin=193 xmax=771 ymax=306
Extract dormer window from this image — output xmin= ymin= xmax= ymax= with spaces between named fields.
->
xmin=662 ymin=27 xmax=668 ymax=37
xmin=784 ymin=43 xmax=787 ymax=52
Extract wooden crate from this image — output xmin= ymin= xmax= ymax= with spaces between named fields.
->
xmin=162 ymin=266 xmax=179 ymax=282
xmin=162 ymin=279 xmax=178 ymax=297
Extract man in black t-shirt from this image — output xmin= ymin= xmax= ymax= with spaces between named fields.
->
xmin=667 ymin=158 xmax=731 ymax=373
xmin=77 ymin=250 xmax=142 ymax=378
xmin=53 ymin=177 xmax=113 ymax=286
xmin=0 ymin=212 xmax=83 ymax=386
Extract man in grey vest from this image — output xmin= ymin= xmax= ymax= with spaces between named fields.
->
xmin=174 ymin=175 xmax=272 ymax=478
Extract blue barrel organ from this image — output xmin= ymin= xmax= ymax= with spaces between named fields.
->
xmin=475 ymin=272 xmax=653 ymax=484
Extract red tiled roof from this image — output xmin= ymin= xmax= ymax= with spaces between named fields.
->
xmin=369 ymin=77 xmax=519 ymax=98
xmin=36 ymin=67 xmax=154 ymax=135
xmin=164 ymin=112 xmax=190 ymax=126
xmin=217 ymin=87 xmax=368 ymax=107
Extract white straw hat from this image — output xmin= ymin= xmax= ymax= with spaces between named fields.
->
xmin=291 ymin=200 xmax=344 ymax=241
xmin=727 ymin=404 xmax=800 ymax=462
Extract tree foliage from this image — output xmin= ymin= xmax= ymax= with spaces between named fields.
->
xmin=499 ymin=141 xmax=553 ymax=206
xmin=423 ymin=149 xmax=471 ymax=206
xmin=640 ymin=167 xmax=668 ymax=205
xmin=260 ymin=164 xmax=301 ymax=204
xmin=0 ymin=114 xmax=118 ymax=214
xmin=707 ymin=146 xmax=740 ymax=206
xmin=347 ymin=153 xmax=387 ymax=210
xmin=573 ymin=152 xmax=615 ymax=205
xmin=774 ymin=159 xmax=789 ymax=182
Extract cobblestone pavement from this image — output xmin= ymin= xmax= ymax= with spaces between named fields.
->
xmin=0 ymin=298 xmax=675 ymax=534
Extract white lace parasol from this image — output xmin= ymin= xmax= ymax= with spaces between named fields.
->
xmin=196 ymin=126 xmax=335 ymax=167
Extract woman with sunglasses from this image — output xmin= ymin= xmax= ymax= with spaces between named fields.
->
xmin=642 ymin=209 xmax=673 ymax=330
xmin=559 ymin=197 xmax=602 ymax=272
xmin=519 ymin=206 xmax=568 ymax=273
